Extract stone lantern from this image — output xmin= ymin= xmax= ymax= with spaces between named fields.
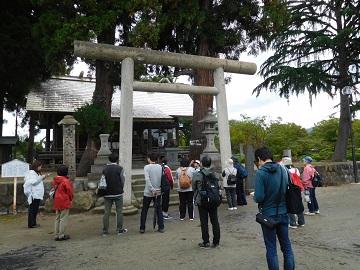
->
xmin=199 ymin=108 xmax=219 ymax=153
xmin=199 ymin=108 xmax=221 ymax=172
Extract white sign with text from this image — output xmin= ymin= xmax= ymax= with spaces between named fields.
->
xmin=1 ymin=159 xmax=30 ymax=178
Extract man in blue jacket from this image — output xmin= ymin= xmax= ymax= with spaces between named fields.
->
xmin=254 ymin=147 xmax=295 ymax=270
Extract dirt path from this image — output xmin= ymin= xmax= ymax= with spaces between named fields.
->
xmin=1 ymin=184 xmax=360 ymax=270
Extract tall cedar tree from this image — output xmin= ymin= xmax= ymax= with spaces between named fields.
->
xmin=133 ymin=0 xmax=269 ymax=159
xmin=0 ymin=1 xmax=46 ymax=137
xmin=32 ymin=0 xmax=155 ymax=175
xmin=254 ymin=0 xmax=360 ymax=161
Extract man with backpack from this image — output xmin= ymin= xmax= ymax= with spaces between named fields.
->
xmin=192 ymin=156 xmax=221 ymax=248
xmin=161 ymin=158 xmax=174 ymax=220
xmin=253 ymin=147 xmax=295 ymax=269
xmin=231 ymin=156 xmax=248 ymax=206
xmin=140 ymin=152 xmax=164 ymax=233
xmin=176 ymin=159 xmax=194 ymax=220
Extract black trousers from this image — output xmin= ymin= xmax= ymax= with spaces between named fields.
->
xmin=178 ymin=191 xmax=194 ymax=219
xmin=198 ymin=205 xmax=220 ymax=245
xmin=236 ymin=179 xmax=247 ymax=205
xmin=140 ymin=196 xmax=164 ymax=231
xmin=28 ymin=199 xmax=41 ymax=228
xmin=162 ymin=190 xmax=170 ymax=213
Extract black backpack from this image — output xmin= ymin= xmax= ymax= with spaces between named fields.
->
xmin=286 ymin=171 xmax=304 ymax=214
xmin=311 ymin=171 xmax=323 ymax=187
xmin=198 ymin=170 xmax=222 ymax=208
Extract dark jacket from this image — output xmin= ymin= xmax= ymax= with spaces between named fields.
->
xmin=192 ymin=167 xmax=214 ymax=206
xmin=103 ymin=163 xmax=125 ymax=196
xmin=234 ymin=162 xmax=248 ymax=180
xmin=52 ymin=176 xmax=73 ymax=210
xmin=254 ymin=162 xmax=288 ymax=216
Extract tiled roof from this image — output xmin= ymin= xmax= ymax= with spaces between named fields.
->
xmin=26 ymin=77 xmax=193 ymax=119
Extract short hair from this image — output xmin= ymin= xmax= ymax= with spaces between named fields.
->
xmin=161 ymin=158 xmax=168 ymax=165
xmin=30 ymin=160 xmax=42 ymax=172
xmin=57 ymin=164 xmax=68 ymax=176
xmin=180 ymin=158 xmax=189 ymax=167
xmin=148 ymin=152 xmax=158 ymax=162
xmin=201 ymin=156 xmax=212 ymax=168
xmin=254 ymin=147 xmax=273 ymax=162
xmin=108 ymin=152 xmax=119 ymax=163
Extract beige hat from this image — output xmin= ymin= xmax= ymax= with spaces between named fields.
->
xmin=282 ymin=157 xmax=292 ymax=166
xmin=194 ymin=160 xmax=201 ymax=165
xmin=228 ymin=159 xmax=234 ymax=165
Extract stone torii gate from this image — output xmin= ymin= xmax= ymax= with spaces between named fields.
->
xmin=74 ymin=40 xmax=256 ymax=210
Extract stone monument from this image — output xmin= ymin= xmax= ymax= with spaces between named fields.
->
xmin=58 ymin=115 xmax=79 ymax=181
xmin=87 ymin=134 xmax=112 ymax=186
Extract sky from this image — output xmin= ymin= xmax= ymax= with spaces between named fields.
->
xmin=2 ymin=51 xmax=346 ymax=139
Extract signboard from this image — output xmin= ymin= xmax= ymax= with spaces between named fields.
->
xmin=1 ymin=159 xmax=29 ymax=178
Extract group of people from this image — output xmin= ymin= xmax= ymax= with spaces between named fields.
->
xmin=23 ymin=160 xmax=73 ymax=241
xmin=253 ymin=146 xmax=321 ymax=270
xmin=139 ymin=152 xmax=249 ymax=248
xmin=23 ymin=147 xmax=322 ymax=269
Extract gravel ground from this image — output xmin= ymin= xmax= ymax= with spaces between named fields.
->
xmin=1 ymin=184 xmax=359 ymax=270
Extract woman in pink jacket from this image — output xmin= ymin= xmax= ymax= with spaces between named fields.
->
xmin=302 ymin=156 xmax=320 ymax=215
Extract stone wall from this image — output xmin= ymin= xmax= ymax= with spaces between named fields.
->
xmin=0 ymin=179 xmax=93 ymax=214
xmin=306 ymin=161 xmax=360 ymax=186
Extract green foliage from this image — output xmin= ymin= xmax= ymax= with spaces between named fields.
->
xmin=74 ymin=104 xmax=113 ymax=140
xmin=265 ymin=122 xmax=309 ymax=161
xmin=178 ymin=117 xmax=192 ymax=147
xmin=0 ymin=1 xmax=46 ymax=110
xmin=229 ymin=115 xmax=267 ymax=152
xmin=14 ymin=136 xmax=44 ymax=161
xmin=254 ymin=0 xmax=360 ymax=161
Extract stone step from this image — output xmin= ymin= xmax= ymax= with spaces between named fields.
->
xmin=135 ymin=193 xmax=180 ymax=208
xmin=133 ymin=188 xmax=179 ymax=198
xmin=91 ymin=205 xmax=139 ymax=216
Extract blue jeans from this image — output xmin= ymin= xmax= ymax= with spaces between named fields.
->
xmin=260 ymin=214 xmax=295 ymax=270
xmin=307 ymin=188 xmax=319 ymax=213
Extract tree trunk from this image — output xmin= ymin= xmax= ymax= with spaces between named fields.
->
xmin=78 ymin=25 xmax=116 ymax=174
xmin=189 ymin=4 xmax=214 ymax=160
xmin=332 ymin=4 xmax=351 ymax=162
xmin=0 ymin=97 xmax=3 ymax=136
xmin=333 ymin=93 xmax=351 ymax=161
xmin=26 ymin=113 xmax=36 ymax=163
xmin=190 ymin=69 xmax=214 ymax=160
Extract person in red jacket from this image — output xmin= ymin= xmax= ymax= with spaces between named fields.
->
xmin=52 ymin=165 xmax=73 ymax=241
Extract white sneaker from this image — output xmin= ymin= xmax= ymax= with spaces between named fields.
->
xmin=304 ymin=212 xmax=315 ymax=216
xmin=228 ymin=207 xmax=234 ymax=210
xmin=233 ymin=207 xmax=237 ymax=210
xmin=180 ymin=218 xmax=185 ymax=221
xmin=315 ymin=210 xmax=320 ymax=214
xmin=289 ymin=225 xmax=297 ymax=229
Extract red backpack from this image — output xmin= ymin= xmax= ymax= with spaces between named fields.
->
xmin=289 ymin=171 xmax=304 ymax=192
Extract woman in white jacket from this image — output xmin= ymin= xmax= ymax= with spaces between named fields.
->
xmin=23 ymin=160 xmax=49 ymax=228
